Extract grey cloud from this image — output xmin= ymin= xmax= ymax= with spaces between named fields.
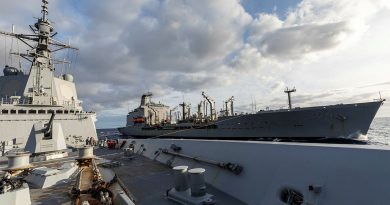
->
xmin=64 ymin=0 xmax=251 ymax=110
xmin=357 ymin=81 xmax=390 ymax=89
xmin=252 ymin=22 xmax=350 ymax=59
xmin=1 ymin=0 xmax=387 ymax=123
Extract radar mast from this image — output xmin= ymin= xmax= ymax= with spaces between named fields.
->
xmin=0 ymin=0 xmax=78 ymax=105
xmin=284 ymin=87 xmax=296 ymax=109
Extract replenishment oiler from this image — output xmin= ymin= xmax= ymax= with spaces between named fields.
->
xmin=0 ymin=0 xmax=97 ymax=151
xmin=118 ymin=90 xmax=384 ymax=141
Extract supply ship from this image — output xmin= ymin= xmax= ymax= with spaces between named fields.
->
xmin=118 ymin=90 xmax=384 ymax=140
xmin=0 ymin=0 xmax=97 ymax=150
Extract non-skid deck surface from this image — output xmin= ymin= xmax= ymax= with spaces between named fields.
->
xmin=30 ymin=179 xmax=74 ymax=205
xmin=109 ymin=154 xmax=246 ymax=205
xmin=9 ymin=148 xmax=245 ymax=205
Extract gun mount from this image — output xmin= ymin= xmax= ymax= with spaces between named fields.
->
xmin=43 ymin=112 xmax=55 ymax=139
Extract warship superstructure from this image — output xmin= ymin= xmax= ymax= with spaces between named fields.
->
xmin=119 ymin=90 xmax=384 ymax=140
xmin=0 ymin=0 xmax=97 ymax=150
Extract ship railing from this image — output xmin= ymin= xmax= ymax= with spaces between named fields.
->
xmin=0 ymin=97 xmax=31 ymax=105
xmin=0 ymin=97 xmax=82 ymax=107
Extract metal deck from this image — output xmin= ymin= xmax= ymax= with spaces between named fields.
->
xmin=4 ymin=148 xmax=244 ymax=205
xmin=98 ymin=149 xmax=246 ymax=205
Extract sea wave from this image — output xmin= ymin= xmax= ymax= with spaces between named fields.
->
xmin=367 ymin=117 xmax=390 ymax=145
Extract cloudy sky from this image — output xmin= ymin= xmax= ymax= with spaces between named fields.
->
xmin=0 ymin=0 xmax=389 ymax=128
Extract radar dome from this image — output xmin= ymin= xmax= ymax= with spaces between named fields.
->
xmin=63 ymin=74 xmax=74 ymax=82
xmin=3 ymin=65 xmax=23 ymax=76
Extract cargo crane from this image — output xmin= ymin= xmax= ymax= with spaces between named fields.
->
xmin=197 ymin=101 xmax=205 ymax=122
xmin=179 ymin=102 xmax=191 ymax=121
xmin=202 ymin=92 xmax=216 ymax=121
xmin=147 ymin=105 xmax=158 ymax=125
xmin=224 ymin=96 xmax=234 ymax=116
xmin=169 ymin=106 xmax=178 ymax=123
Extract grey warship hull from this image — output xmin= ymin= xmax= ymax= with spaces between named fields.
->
xmin=118 ymin=100 xmax=383 ymax=140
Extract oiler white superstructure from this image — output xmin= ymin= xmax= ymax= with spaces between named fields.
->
xmin=0 ymin=0 xmax=97 ymax=149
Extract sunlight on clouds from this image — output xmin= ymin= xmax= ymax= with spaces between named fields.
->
xmin=0 ymin=0 xmax=389 ymax=127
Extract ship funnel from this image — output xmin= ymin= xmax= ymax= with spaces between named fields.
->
xmin=141 ymin=92 xmax=153 ymax=106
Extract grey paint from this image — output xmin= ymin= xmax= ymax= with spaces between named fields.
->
xmin=119 ymin=100 xmax=383 ymax=139
xmin=123 ymin=138 xmax=390 ymax=205
xmin=0 ymin=0 xmax=97 ymax=149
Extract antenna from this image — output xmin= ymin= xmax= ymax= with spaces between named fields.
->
xmin=16 ymin=32 xmax=21 ymax=70
xmin=254 ymin=98 xmax=257 ymax=113
xmin=41 ymin=0 xmax=49 ymax=21
xmin=284 ymin=87 xmax=296 ymax=109
xmin=4 ymin=34 xmax=6 ymax=66
xmin=61 ymin=54 xmax=65 ymax=76
xmin=9 ymin=32 xmax=14 ymax=66
xmin=251 ymin=97 xmax=254 ymax=113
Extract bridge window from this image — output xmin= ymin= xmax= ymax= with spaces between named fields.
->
xmin=38 ymin=110 xmax=46 ymax=114
xmin=2 ymin=110 xmax=8 ymax=114
xmin=19 ymin=110 xmax=27 ymax=114
xmin=48 ymin=110 xmax=54 ymax=114
xmin=10 ymin=110 xmax=16 ymax=114
xmin=29 ymin=110 xmax=36 ymax=114
xmin=64 ymin=110 xmax=69 ymax=114
xmin=56 ymin=110 xmax=63 ymax=114
xmin=70 ymin=110 xmax=74 ymax=113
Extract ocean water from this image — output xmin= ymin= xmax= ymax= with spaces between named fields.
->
xmin=97 ymin=117 xmax=390 ymax=145
xmin=367 ymin=117 xmax=390 ymax=145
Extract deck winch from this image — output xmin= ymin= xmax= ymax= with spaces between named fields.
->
xmin=6 ymin=151 xmax=32 ymax=171
xmin=78 ymin=146 xmax=95 ymax=159
xmin=0 ymin=152 xmax=32 ymax=204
